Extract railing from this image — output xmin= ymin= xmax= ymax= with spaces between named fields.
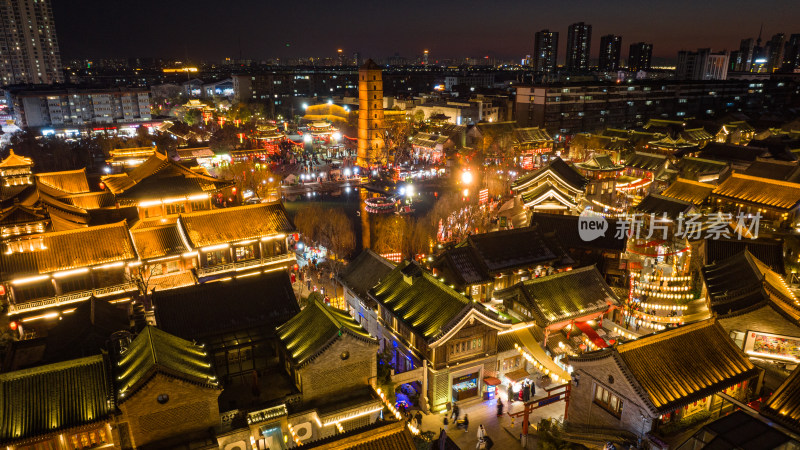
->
xmin=196 ymin=253 xmax=295 ymax=278
xmin=8 ymin=282 xmax=138 ymax=315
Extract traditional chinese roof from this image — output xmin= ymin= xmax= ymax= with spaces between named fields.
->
xmin=762 ymin=367 xmax=800 ymax=433
xmin=0 ymin=355 xmax=112 ymax=445
xmin=622 ymin=152 xmax=668 ymax=171
xmin=178 ymin=202 xmax=293 ymax=248
xmin=433 ymin=245 xmax=489 ymax=287
xmin=520 ymin=181 xmax=577 ymax=209
xmin=634 ymin=194 xmax=694 ymax=220
xmin=59 ymin=192 xmax=116 ymax=210
xmin=153 ymin=272 xmax=300 ymax=341
xmin=682 ymin=128 xmax=714 ymax=142
xmin=701 ymin=250 xmax=799 ymax=321
xmin=370 ymin=261 xmax=508 ymax=342
xmin=0 ymin=184 xmax=36 ymax=205
xmin=496 ymin=266 xmax=619 ymax=327
xmin=743 ymin=158 xmax=800 ymax=182
xmin=660 ymin=178 xmax=715 ymax=205
xmin=726 ymin=121 xmax=755 ymax=133
xmin=336 ymin=249 xmax=395 ymax=299
xmin=712 ymin=173 xmax=800 ymax=211
xmin=0 ymin=221 xmax=136 ymax=278
xmin=304 ymin=419 xmax=416 ymax=450
xmin=278 ymin=298 xmax=376 ymax=367
xmin=100 ymin=152 xmax=232 ymax=200
xmin=131 ymin=223 xmax=189 ymax=260
xmin=0 ymin=203 xmax=45 ymax=226
xmin=530 ymin=212 xmax=628 ymax=252
xmin=35 ymin=168 xmax=90 ymax=195
xmin=515 ymin=127 xmax=553 ymax=144
xmin=42 ymin=297 xmax=129 ymax=364
xmin=648 ymin=135 xmax=696 ymax=149
xmin=465 ymin=226 xmax=573 ymax=273
xmin=698 ymin=143 xmax=768 ymax=164
xmin=511 ymin=157 xmax=588 ymax=193
xmin=574 ymin=320 xmax=758 ymax=414
xmin=115 ymin=326 xmax=217 ymax=401
xmin=678 ymin=157 xmax=729 ymax=179
xmin=0 ymin=149 xmax=32 ymax=168
xmin=574 ymin=154 xmax=623 ymax=172
xmin=175 ymin=147 xmax=214 ymax=160
xmin=409 ymin=132 xmax=448 ymax=149
xmin=702 ymin=237 xmax=785 ymax=274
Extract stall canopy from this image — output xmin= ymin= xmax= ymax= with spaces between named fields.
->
xmin=505 ymin=368 xmax=532 ymax=383
xmin=483 ymin=377 xmax=502 ymax=386
xmin=503 ymin=325 xmax=572 ymax=382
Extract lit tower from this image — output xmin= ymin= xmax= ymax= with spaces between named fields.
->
xmin=357 ymin=59 xmax=385 ymax=167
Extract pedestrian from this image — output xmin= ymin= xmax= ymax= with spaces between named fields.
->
xmin=451 ymin=402 xmax=459 ymax=422
xmin=496 ymin=398 xmax=504 ymax=417
xmin=462 ymin=414 xmax=469 ymax=432
xmin=507 ymin=384 xmax=514 ymax=404
xmin=477 ymin=424 xmax=485 ymax=440
xmin=573 ymin=372 xmax=580 ymax=387
xmin=306 ymin=279 xmax=311 ymax=291
xmin=415 ymin=411 xmax=423 ymax=428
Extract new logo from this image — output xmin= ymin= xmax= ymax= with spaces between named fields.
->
xmin=578 ymin=209 xmax=608 ymax=242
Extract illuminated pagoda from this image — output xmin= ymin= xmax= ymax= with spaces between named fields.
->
xmin=0 ymin=150 xmax=46 ymax=240
xmin=511 ymin=157 xmax=587 ymax=214
xmin=357 ymin=59 xmax=385 ymax=167
xmin=567 ymin=320 xmax=759 ymax=441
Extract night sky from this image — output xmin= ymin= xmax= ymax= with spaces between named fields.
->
xmin=53 ymin=0 xmax=800 ymax=63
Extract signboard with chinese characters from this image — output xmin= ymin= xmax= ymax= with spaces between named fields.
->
xmin=744 ymin=331 xmax=800 ymax=363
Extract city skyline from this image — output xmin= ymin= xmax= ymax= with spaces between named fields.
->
xmin=51 ymin=0 xmax=800 ymax=63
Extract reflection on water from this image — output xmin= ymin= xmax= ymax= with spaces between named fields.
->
xmin=283 ymin=187 xmax=437 ymax=254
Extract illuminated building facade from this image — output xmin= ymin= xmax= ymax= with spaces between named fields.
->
xmin=566 ymin=22 xmax=592 ymax=72
xmin=0 ymin=0 xmax=64 ymax=85
xmin=599 ymin=34 xmax=622 ymax=72
xmin=533 ymin=30 xmax=558 ymax=73
xmin=628 ymin=42 xmax=653 ymax=71
xmin=357 ymin=59 xmax=385 ymax=167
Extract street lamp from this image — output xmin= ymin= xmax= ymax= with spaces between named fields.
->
xmin=461 ymin=170 xmax=473 ymax=185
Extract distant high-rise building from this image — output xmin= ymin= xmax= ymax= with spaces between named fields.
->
xmin=533 ymin=29 xmax=559 ymax=73
xmin=357 ymin=59 xmax=385 ymax=167
xmin=353 ymin=52 xmax=362 ymax=66
xmin=0 ymin=0 xmax=64 ymax=85
xmin=423 ymin=49 xmax=429 ymax=65
xmin=733 ymin=38 xmax=755 ymax=72
xmin=599 ymin=34 xmax=622 ymax=71
xmin=676 ymin=48 xmax=729 ymax=80
xmin=628 ymin=42 xmax=653 ymax=71
xmin=785 ymin=34 xmax=800 ymax=70
xmin=766 ymin=33 xmax=786 ymax=72
xmin=566 ymin=22 xmax=592 ymax=71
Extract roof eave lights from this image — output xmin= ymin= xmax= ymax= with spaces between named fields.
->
xmin=201 ymin=243 xmax=230 ymax=252
xmin=12 ymin=274 xmax=50 ymax=285
xmin=52 ymin=267 xmax=90 ymax=279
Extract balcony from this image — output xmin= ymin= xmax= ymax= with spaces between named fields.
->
xmin=8 ymin=282 xmax=138 ymax=316
xmin=196 ymin=253 xmax=295 ymax=278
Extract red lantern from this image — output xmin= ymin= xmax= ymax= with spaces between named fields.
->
xmin=9 ymin=321 xmax=17 ymax=331
xmin=0 ymin=284 xmax=5 ymax=296
xmin=98 ymin=182 xmax=105 ymax=190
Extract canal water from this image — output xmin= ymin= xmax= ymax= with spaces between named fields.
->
xmin=283 ymin=186 xmax=438 ymax=255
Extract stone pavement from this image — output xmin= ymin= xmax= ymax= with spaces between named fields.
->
xmin=417 ymin=389 xmax=567 ymax=449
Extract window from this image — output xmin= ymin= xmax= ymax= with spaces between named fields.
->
xmin=449 ymin=336 xmax=483 ymax=358
xmin=235 ymin=244 xmax=256 ymax=261
xmin=66 ymin=427 xmax=109 ymax=449
xmin=157 ymin=394 xmax=169 ymax=404
xmin=205 ymin=249 xmax=229 ymax=267
xmin=729 ymin=330 xmax=745 ymax=348
xmin=594 ymin=384 xmax=623 ymax=416
xmin=502 ymin=356 xmax=521 ymax=371
xmin=165 ymin=202 xmax=185 ymax=215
